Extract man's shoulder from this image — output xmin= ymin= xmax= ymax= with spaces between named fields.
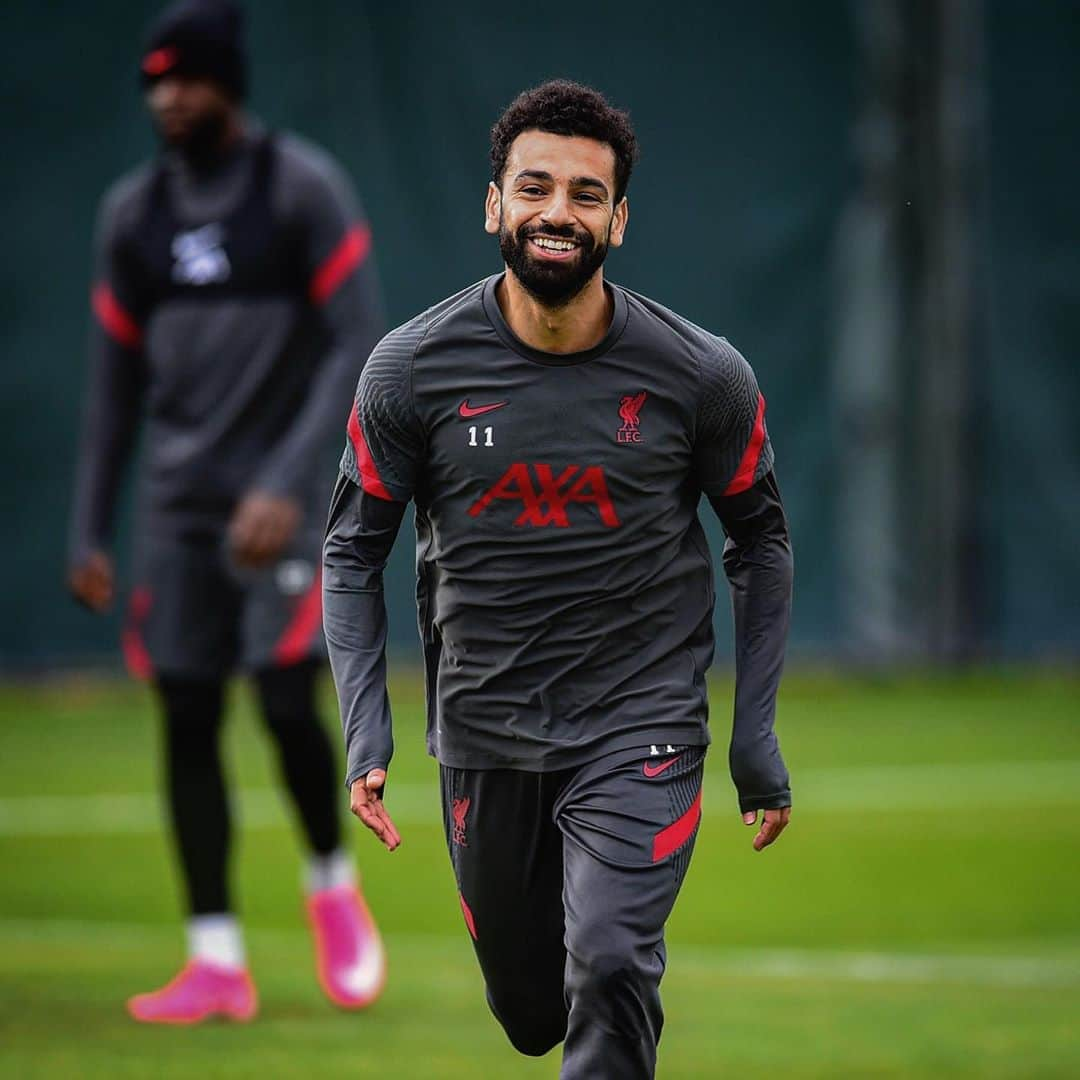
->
xmin=273 ymin=131 xmax=346 ymax=183
xmin=617 ymin=284 xmax=731 ymax=355
xmin=271 ymin=131 xmax=360 ymax=215
xmin=98 ymin=160 xmax=157 ymax=239
xmin=367 ymin=279 xmax=489 ymax=376
xmin=616 ymin=284 xmax=750 ymax=383
xmin=390 ymin=278 xmax=490 ymax=355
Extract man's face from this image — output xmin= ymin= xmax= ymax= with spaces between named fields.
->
xmin=485 ymin=130 xmax=628 ymax=306
xmin=146 ymin=74 xmax=233 ymax=151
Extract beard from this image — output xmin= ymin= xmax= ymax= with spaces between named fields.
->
xmin=155 ymin=107 xmax=231 ymax=166
xmin=499 ymin=218 xmax=610 ymax=307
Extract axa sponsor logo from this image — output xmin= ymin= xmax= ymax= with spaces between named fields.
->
xmin=171 ymin=223 xmax=231 ymax=285
xmin=468 ymin=463 xmax=621 ymax=528
xmin=617 ymin=390 xmax=647 ymax=443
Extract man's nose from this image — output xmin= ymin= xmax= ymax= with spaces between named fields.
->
xmin=540 ymin=188 xmax=574 ymax=227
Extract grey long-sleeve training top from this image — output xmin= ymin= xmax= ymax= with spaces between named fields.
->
xmin=323 ymin=276 xmax=792 ymax=814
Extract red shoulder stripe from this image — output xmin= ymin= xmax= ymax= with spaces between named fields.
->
xmin=92 ymin=283 xmax=143 ymax=349
xmin=310 ymin=224 xmax=372 ymax=305
xmin=722 ymin=392 xmax=767 ymax=496
xmin=347 ymin=400 xmax=394 ymax=501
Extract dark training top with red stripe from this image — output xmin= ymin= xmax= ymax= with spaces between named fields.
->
xmin=70 ymin=129 xmax=383 ymax=558
xmin=324 ymin=276 xmax=793 ymax=811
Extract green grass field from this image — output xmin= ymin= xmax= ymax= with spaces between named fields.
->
xmin=1 ymin=669 xmax=1078 ymax=1078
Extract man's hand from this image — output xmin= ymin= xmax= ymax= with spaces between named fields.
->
xmin=349 ymin=770 xmax=401 ymax=851
xmin=68 ymin=550 xmax=115 ymax=613
xmin=227 ymin=492 xmax=301 ymax=569
xmin=742 ymin=807 xmax=791 ymax=851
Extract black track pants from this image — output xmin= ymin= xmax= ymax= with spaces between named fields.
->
xmin=440 ymin=745 xmax=706 ymax=1080
xmin=156 ymin=660 xmax=339 ymax=915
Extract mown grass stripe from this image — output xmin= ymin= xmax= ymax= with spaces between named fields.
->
xmin=2 ymin=760 xmax=1078 ymax=836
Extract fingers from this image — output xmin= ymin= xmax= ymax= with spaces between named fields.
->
xmin=751 ymin=806 xmax=791 ymax=852
xmin=229 ymin=506 xmax=275 ymax=567
xmin=229 ymin=496 xmax=301 ymax=568
xmin=349 ymin=772 xmax=401 ymax=852
xmin=68 ymin=552 xmax=114 ymax=612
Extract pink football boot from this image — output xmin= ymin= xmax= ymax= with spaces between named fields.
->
xmin=306 ymin=884 xmax=386 ymax=1008
xmin=127 ymin=960 xmax=257 ymax=1024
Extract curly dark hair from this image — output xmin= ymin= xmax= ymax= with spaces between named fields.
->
xmin=490 ymin=80 xmax=639 ymax=204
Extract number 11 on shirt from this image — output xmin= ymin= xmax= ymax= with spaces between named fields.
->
xmin=468 ymin=426 xmax=494 ymax=447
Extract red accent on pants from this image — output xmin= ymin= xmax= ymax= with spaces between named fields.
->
xmin=459 ymin=892 xmax=478 ymax=940
xmin=272 ymin=570 xmax=323 ymax=666
xmin=122 ymin=587 xmax=154 ymax=681
xmin=652 ymin=788 xmax=703 ymax=862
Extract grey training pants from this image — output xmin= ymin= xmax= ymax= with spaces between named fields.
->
xmin=439 ymin=744 xmax=706 ymax=1079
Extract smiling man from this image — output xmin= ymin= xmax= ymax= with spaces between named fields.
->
xmin=324 ymin=80 xmax=793 ymax=1078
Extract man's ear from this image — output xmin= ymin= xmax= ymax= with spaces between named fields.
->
xmin=609 ymin=197 xmax=629 ymax=248
xmin=484 ymin=182 xmax=502 ymax=235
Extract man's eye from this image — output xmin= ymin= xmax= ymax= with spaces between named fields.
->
xmin=576 ymin=193 xmax=600 ymax=203
xmin=521 ymin=186 xmax=545 ymax=195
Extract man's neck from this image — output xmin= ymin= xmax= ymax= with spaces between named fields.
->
xmin=177 ymin=112 xmax=246 ymax=172
xmin=496 ymin=271 xmax=613 ymax=355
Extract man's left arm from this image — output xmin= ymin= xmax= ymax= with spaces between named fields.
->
xmin=696 ymin=339 xmax=793 ymax=850
xmin=708 ymin=472 xmax=793 ymax=850
xmin=235 ymin=146 xmax=385 ymax=563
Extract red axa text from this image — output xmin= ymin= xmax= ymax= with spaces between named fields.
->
xmin=468 ymin=463 xmax=622 ymax=528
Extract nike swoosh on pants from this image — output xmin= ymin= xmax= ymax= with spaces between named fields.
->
xmin=643 ymin=755 xmax=683 ymax=778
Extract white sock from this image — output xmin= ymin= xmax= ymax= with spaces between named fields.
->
xmin=306 ymin=848 xmax=356 ymax=893
xmin=187 ymin=914 xmax=245 ymax=970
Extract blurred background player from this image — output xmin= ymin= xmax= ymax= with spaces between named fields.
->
xmin=66 ymin=0 xmax=386 ymax=1023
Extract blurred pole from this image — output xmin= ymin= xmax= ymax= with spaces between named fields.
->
xmin=835 ymin=0 xmax=984 ymax=662
xmin=914 ymin=0 xmax=984 ymax=660
xmin=833 ymin=0 xmax=909 ymax=661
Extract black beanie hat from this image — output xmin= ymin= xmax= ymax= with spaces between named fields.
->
xmin=140 ymin=0 xmax=248 ymax=100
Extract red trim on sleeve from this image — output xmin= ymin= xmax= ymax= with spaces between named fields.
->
xmin=722 ymin=392 xmax=767 ymax=496
xmin=459 ymin=893 xmax=478 ymax=940
xmin=121 ymin=587 xmax=154 ymax=681
xmin=92 ymin=283 xmax=144 ymax=350
xmin=652 ymin=787 xmax=703 ymax=862
xmin=347 ymin=400 xmax=394 ymax=501
xmin=309 ymin=224 xmax=372 ymax=306
xmin=273 ymin=570 xmax=323 ymax=667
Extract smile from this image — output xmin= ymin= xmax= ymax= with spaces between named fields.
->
xmin=529 ymin=236 xmax=580 ymax=259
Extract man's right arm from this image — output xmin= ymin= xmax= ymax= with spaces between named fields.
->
xmin=323 ymin=473 xmax=407 ymax=788
xmin=322 ymin=325 xmax=425 ymax=848
xmin=69 ymin=189 xmax=148 ymax=610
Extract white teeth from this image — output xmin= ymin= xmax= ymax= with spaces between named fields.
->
xmin=533 ymin=237 xmax=576 ymax=251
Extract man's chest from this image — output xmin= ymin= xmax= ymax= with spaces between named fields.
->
xmin=414 ymin=348 xmax=698 ymax=530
